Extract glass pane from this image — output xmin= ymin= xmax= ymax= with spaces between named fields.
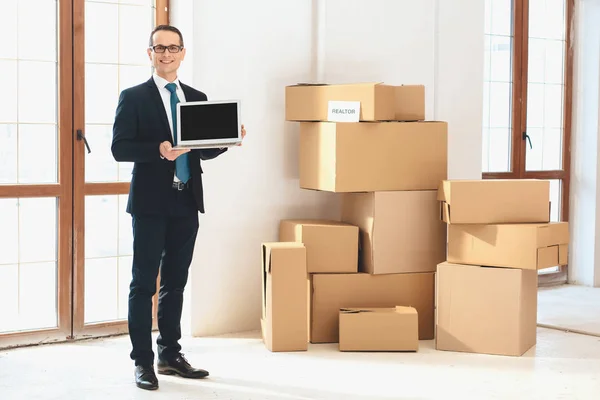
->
xmin=84 ymin=0 xmax=154 ymax=185
xmin=0 ymin=199 xmax=19 ymax=265
xmin=118 ymin=256 xmax=133 ymax=320
xmin=0 ymin=264 xmax=19 ymax=333
xmin=488 ymin=128 xmax=511 ymax=172
xmin=525 ymin=128 xmax=543 ymax=170
xmin=545 ymin=40 xmax=565 ymax=84
xmin=84 ymin=195 xmax=132 ymax=323
xmin=18 ymin=124 xmax=58 ymax=184
xmin=1 ymin=0 xmax=18 ymax=59
xmin=483 ymin=35 xmax=491 ymax=82
xmin=0 ymin=60 xmax=18 ymax=123
xmin=489 ymin=82 xmax=511 ymax=128
xmin=490 ymin=36 xmax=512 ymax=82
xmin=490 ymin=0 xmax=512 ymax=36
xmin=542 ymin=128 xmax=563 ymax=170
xmin=85 ymin=125 xmax=119 ymax=182
xmin=0 ymin=125 xmax=18 ymax=184
xmin=526 ymin=83 xmax=544 ymax=127
xmin=0 ymin=197 xmax=58 ymax=334
xmin=527 ymin=38 xmax=545 ymax=84
xmin=121 ymin=0 xmax=153 ymax=6
xmin=482 ymin=0 xmax=513 ymax=174
xmin=482 ymin=128 xmax=490 ymax=171
xmin=85 ymin=195 xmax=118 ymax=259
xmin=85 ymin=63 xmax=119 ymax=125
xmin=18 ymin=61 xmax=57 ymax=124
xmin=85 ymin=257 xmax=118 ymax=323
xmin=85 ymin=2 xmax=119 ymax=64
xmin=0 ymin=262 xmax=57 ymax=334
xmin=19 ymin=197 xmax=57 ymax=264
xmin=482 ymin=82 xmax=490 ymax=128
xmin=119 ymin=4 xmax=154 ymax=65
xmin=545 ymin=0 xmax=566 ymax=40
xmin=526 ymin=0 xmax=567 ymax=172
xmin=544 ymin=84 xmax=564 ymax=129
xmin=19 ymin=262 xmax=57 ymax=330
xmin=18 ymin=0 xmax=57 ymax=62
xmin=529 ymin=0 xmax=547 ymax=38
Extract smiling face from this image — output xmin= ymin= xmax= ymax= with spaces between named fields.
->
xmin=147 ymin=29 xmax=186 ymax=82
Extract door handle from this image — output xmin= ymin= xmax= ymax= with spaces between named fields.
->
xmin=77 ymin=129 xmax=91 ymax=154
xmin=522 ymin=131 xmax=533 ymax=149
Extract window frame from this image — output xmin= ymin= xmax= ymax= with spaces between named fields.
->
xmin=482 ymin=0 xmax=574 ymax=284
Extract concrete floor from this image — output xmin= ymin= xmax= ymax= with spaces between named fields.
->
xmin=1 ymin=328 xmax=599 ymax=400
xmin=538 ymin=284 xmax=600 ymax=336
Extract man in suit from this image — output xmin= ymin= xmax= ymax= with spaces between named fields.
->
xmin=111 ymin=24 xmax=246 ymax=391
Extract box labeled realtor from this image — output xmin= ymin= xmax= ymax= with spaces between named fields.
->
xmin=341 ymin=191 xmax=446 ymax=274
xmin=339 ymin=306 xmax=419 ymax=352
xmin=299 ymin=121 xmax=447 ymax=192
xmin=436 ymin=262 xmax=537 ymax=357
xmin=261 ymin=242 xmax=308 ymax=352
xmin=279 ymin=219 xmax=358 ymax=273
xmin=285 ymin=83 xmax=425 ymax=122
xmin=438 ymin=179 xmax=550 ymax=224
xmin=447 ymin=222 xmax=569 ymax=270
xmin=309 ymin=272 xmax=434 ymax=343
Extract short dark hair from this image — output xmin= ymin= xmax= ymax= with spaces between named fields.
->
xmin=149 ymin=25 xmax=184 ymax=47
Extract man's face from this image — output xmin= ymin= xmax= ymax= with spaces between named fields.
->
xmin=147 ymin=30 xmax=186 ymax=78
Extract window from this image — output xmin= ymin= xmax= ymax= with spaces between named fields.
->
xmin=482 ymin=0 xmax=573 ymax=280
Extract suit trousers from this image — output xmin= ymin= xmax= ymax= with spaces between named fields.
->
xmin=128 ymin=183 xmax=199 ymax=366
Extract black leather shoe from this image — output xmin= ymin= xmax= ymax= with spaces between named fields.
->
xmin=135 ymin=365 xmax=159 ymax=390
xmin=157 ymin=353 xmax=209 ymax=379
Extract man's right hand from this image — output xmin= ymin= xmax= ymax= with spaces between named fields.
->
xmin=160 ymin=141 xmax=190 ymax=161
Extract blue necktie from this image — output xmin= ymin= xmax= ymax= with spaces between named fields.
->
xmin=165 ymin=83 xmax=190 ymax=183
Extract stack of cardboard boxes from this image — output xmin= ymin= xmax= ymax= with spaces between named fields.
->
xmin=261 ymin=82 xmax=448 ymax=352
xmin=260 ymin=82 xmax=569 ymax=356
xmin=435 ymin=180 xmax=570 ymax=356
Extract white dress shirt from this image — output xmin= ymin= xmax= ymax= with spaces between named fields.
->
xmin=153 ymin=73 xmax=186 ymax=182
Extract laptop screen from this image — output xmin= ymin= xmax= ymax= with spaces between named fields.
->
xmin=179 ymin=102 xmax=239 ymax=141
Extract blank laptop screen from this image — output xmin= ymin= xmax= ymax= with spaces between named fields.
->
xmin=179 ymin=102 xmax=239 ymax=141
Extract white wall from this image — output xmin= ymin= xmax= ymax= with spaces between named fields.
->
xmin=172 ymin=0 xmax=484 ymax=336
xmin=569 ymin=0 xmax=600 ymax=287
xmin=435 ymin=0 xmax=484 ymax=180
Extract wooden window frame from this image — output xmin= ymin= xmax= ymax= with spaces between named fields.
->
xmin=482 ymin=0 xmax=574 ymax=286
xmin=0 ymin=0 xmax=169 ymax=350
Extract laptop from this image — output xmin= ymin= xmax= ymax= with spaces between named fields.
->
xmin=173 ymin=100 xmax=242 ymax=149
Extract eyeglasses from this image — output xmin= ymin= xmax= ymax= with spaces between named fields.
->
xmin=150 ymin=45 xmax=183 ymax=53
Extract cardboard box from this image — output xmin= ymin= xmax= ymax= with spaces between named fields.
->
xmin=261 ymin=242 xmax=308 ymax=352
xmin=279 ymin=219 xmax=359 ymax=273
xmin=285 ymin=83 xmax=425 ymax=122
xmin=447 ymin=222 xmax=569 ymax=270
xmin=299 ymin=121 xmax=447 ymax=192
xmin=309 ymin=272 xmax=434 ymax=343
xmin=436 ymin=262 xmax=537 ymax=356
xmin=341 ymin=191 xmax=446 ymax=274
xmin=438 ymin=179 xmax=550 ymax=224
xmin=339 ymin=306 xmax=419 ymax=352
xmin=395 ymin=85 xmax=426 ymax=121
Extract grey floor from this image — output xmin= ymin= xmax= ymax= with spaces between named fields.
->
xmin=1 ymin=327 xmax=600 ymax=400
xmin=538 ymin=284 xmax=600 ymax=336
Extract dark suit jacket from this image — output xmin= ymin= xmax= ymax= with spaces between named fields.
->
xmin=111 ymin=77 xmax=227 ymax=215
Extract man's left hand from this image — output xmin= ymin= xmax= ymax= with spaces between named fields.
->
xmin=237 ymin=124 xmax=246 ymax=146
